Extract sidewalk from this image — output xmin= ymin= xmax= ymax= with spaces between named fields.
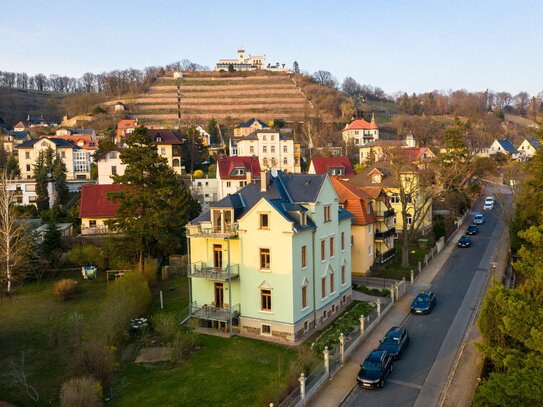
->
xmin=310 ymin=226 xmax=466 ymax=407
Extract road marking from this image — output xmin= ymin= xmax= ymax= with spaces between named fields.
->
xmin=388 ymin=379 xmax=423 ymax=390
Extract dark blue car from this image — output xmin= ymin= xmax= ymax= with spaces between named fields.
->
xmin=458 ymin=235 xmax=472 ymax=247
xmin=357 ymin=350 xmax=393 ymax=388
xmin=377 ymin=326 xmax=409 ymax=359
xmin=466 ymin=224 xmax=479 ymax=235
xmin=411 ymin=291 xmax=437 ymax=314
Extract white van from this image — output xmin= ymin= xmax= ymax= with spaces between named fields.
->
xmin=483 ymin=196 xmax=495 ymax=210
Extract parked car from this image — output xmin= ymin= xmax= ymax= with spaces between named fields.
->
xmin=483 ymin=196 xmax=495 ymax=211
xmin=466 ymin=224 xmax=479 ymax=235
xmin=377 ymin=326 xmax=409 ymax=360
xmin=411 ymin=291 xmax=437 ymax=314
xmin=473 ymin=214 xmax=485 ymax=224
xmin=458 ymin=235 xmax=472 ymax=248
xmin=357 ymin=350 xmax=393 ymax=388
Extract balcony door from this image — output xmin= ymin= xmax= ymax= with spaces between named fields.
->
xmin=214 ymin=282 xmax=224 ymax=308
xmin=213 ymin=244 xmax=223 ymax=269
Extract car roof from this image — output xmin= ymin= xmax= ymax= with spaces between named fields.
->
xmin=475 ymin=214 xmax=484 ymax=217
xmin=468 ymin=224 xmax=477 ymax=228
xmin=384 ymin=326 xmax=403 ymax=337
xmin=368 ymin=349 xmax=387 ymax=360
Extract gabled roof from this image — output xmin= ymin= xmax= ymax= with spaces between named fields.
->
xmin=244 ymin=129 xmax=292 ymax=140
xmin=13 ymin=121 xmax=28 ymax=129
xmin=527 ymin=138 xmax=541 ymax=149
xmin=217 ymin=156 xmax=261 ymax=179
xmin=96 ymin=146 xmax=125 ymax=161
xmin=343 ymin=118 xmax=378 ymax=131
xmin=147 ymin=129 xmax=183 ymax=145
xmin=401 ymin=147 xmax=435 ymax=162
xmin=349 ymin=162 xmax=405 ymax=188
xmin=16 ymin=137 xmax=77 ymax=149
xmin=360 ymin=140 xmax=406 ymax=148
xmin=235 ymin=117 xmax=269 ymax=129
xmin=330 ymin=177 xmax=375 ymax=225
xmin=79 ymin=184 xmax=123 ymax=218
xmin=310 ymin=157 xmax=355 ymax=177
xmin=53 ymin=135 xmax=97 ymax=150
xmin=191 ymin=172 xmax=334 ymax=232
xmin=117 ymin=119 xmax=138 ymax=129
xmin=8 ymin=130 xmax=30 ymax=140
xmin=495 ymin=139 xmax=518 ymax=154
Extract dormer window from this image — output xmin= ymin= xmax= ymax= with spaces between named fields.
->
xmin=156 ymin=136 xmax=162 ymax=142
xmin=371 ymin=173 xmax=382 ymax=183
xmin=300 ymin=212 xmax=307 ymax=226
xmin=234 ymin=168 xmax=245 ymax=176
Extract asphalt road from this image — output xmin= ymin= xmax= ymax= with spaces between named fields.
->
xmin=343 ymin=203 xmax=505 ymax=407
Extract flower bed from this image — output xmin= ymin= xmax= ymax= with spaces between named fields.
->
xmin=311 ymin=301 xmax=375 ymax=354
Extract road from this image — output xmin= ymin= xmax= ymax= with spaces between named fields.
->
xmin=343 ymin=202 xmax=505 ymax=407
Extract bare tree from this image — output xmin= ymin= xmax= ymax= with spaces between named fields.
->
xmin=312 ymin=70 xmax=337 ymax=88
xmin=80 ymin=72 xmax=96 ymax=92
xmin=33 ymin=73 xmax=48 ymax=91
xmin=0 ymin=170 xmax=32 ymax=293
xmin=8 ymin=351 xmax=39 ymax=402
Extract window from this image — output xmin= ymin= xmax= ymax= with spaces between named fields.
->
xmin=368 ymin=224 xmax=372 ymax=234
xmin=393 ymin=216 xmax=397 ymax=225
xmin=234 ymin=168 xmax=245 ymax=176
xmin=260 ymin=248 xmax=270 ymax=270
xmin=25 ymin=152 xmax=30 ymax=159
xmin=321 ymin=277 xmax=326 ymax=298
xmin=330 ymin=237 xmax=335 ymax=257
xmin=261 ymin=324 xmax=271 ymax=334
xmin=300 ymin=212 xmax=307 ymax=226
xmin=261 ymin=289 xmax=272 ymax=311
xmin=109 ymin=152 xmax=117 ymax=159
xmin=61 ymin=151 xmax=66 ymax=158
xmin=302 ymin=286 xmax=307 ymax=309
xmin=324 ymin=205 xmax=331 ymax=222
xmin=283 ymin=145 xmax=288 ymax=153
xmin=160 ymin=147 xmax=166 ymax=155
xmin=283 ymin=157 xmax=288 ymax=165
xmin=304 ymin=320 xmax=309 ymax=331
xmin=26 ymin=164 xmax=31 ymax=172
xmin=341 ymin=232 xmax=345 ymax=251
xmin=321 ymin=240 xmax=326 ymax=261
xmin=111 ymin=166 xmax=117 ymax=175
xmin=263 ymin=135 xmax=267 ymax=141
xmin=301 ymin=245 xmax=307 ymax=268
xmin=341 ymin=265 xmax=346 ymax=285
xmin=259 ymin=213 xmax=269 ymax=229
xmin=250 ymin=146 xmax=254 ymax=154
xmin=271 ymin=146 xmax=275 ymax=153
xmin=330 ymin=272 xmax=335 ymax=293
xmin=271 ymin=135 xmax=275 ymax=141
xmin=239 ymin=181 xmax=246 ymax=187
xmin=263 ymin=158 xmax=268 ymax=166
xmin=89 ymin=220 xmax=97 ymax=228
xmin=406 ymin=214 xmax=413 ymax=226
xmin=390 ymin=194 xmax=400 ymax=204
xmin=263 ymin=146 xmax=267 ymax=153
xmin=368 ymin=244 xmax=372 ymax=256
xmin=367 ymin=203 xmax=371 ymax=214
xmin=271 ymin=157 xmax=276 ymax=166
xmin=226 ymin=181 xmax=231 ymax=187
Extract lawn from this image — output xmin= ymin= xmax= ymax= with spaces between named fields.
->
xmin=371 ymin=239 xmax=433 ymax=280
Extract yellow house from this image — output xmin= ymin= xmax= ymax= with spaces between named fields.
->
xmin=349 ymin=162 xmax=432 ymax=235
xmin=147 ymin=130 xmax=184 ymax=174
xmin=186 ymin=171 xmax=353 ymax=343
xmin=79 ymin=184 xmax=122 ymax=235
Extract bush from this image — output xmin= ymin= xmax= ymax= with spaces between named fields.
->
xmin=193 ymin=169 xmax=204 ymax=178
xmin=53 ymin=279 xmax=81 ymax=301
xmin=151 ymin=312 xmax=179 ymax=343
xmin=71 ymin=339 xmax=118 ymax=390
xmin=354 ymin=284 xmax=391 ymax=297
xmin=171 ymin=328 xmax=197 ymax=362
xmin=60 ymin=375 xmax=103 ymax=407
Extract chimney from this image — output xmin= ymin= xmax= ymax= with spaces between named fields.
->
xmin=246 ymin=170 xmax=252 ymax=184
xmin=260 ymin=171 xmax=267 ymax=192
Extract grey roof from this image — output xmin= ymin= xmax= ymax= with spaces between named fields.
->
xmin=8 ymin=130 xmax=29 ymax=139
xmin=528 ymin=138 xmax=541 ymax=149
xmin=245 ymin=129 xmax=293 ymax=140
xmin=496 ymin=139 xmax=518 ymax=154
xmin=190 ymin=172 xmax=331 ymax=232
xmin=236 ymin=118 xmax=269 ymax=129
xmin=16 ymin=137 xmax=77 ymax=149
xmin=339 ymin=207 xmax=354 ymax=222
xmin=67 ymin=128 xmax=95 ymax=135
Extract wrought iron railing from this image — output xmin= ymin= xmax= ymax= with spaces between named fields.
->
xmin=191 ymin=224 xmax=238 ymax=237
xmin=375 ymin=248 xmax=396 ymax=264
xmin=375 ymin=227 xmax=396 ymax=240
xmin=189 ymin=302 xmax=240 ymax=322
xmin=190 ymin=262 xmax=239 ymax=280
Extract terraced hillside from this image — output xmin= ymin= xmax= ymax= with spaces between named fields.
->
xmin=129 ymin=71 xmax=312 ymax=125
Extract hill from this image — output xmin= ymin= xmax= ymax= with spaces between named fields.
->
xmin=107 ymin=71 xmax=315 ymax=126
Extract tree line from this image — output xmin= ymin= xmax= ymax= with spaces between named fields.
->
xmin=0 ymin=59 xmax=208 ymax=97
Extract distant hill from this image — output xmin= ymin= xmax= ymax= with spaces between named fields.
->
xmin=0 ymin=87 xmax=67 ymax=127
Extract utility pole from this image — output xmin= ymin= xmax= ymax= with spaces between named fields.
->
xmin=174 ymin=71 xmax=183 ymax=129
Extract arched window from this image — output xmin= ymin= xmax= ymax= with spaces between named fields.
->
xmin=406 ymin=213 xmax=413 ymax=226
xmin=173 ymin=158 xmax=180 ymax=167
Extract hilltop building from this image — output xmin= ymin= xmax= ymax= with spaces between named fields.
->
xmin=518 ymin=138 xmax=541 ymax=160
xmin=186 ymin=171 xmax=353 ymax=342
xmin=342 ymin=114 xmax=379 ymax=146
xmin=215 ymin=49 xmax=266 ymax=71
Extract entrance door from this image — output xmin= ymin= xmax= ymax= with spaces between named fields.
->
xmin=214 ymin=282 xmax=224 ymax=308
xmin=213 ymin=244 xmax=223 ymax=269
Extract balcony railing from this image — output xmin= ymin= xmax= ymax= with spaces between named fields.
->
xmin=190 ymin=262 xmax=239 ymax=280
xmin=375 ymin=248 xmax=396 ymax=264
xmin=190 ymin=302 xmax=241 ymax=322
xmin=376 ymin=209 xmax=395 ymax=219
xmin=190 ymin=224 xmax=238 ymax=238
xmin=375 ymin=227 xmax=396 ymax=241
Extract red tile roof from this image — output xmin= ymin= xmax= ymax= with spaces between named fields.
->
xmin=330 ymin=177 xmax=376 ymax=225
xmin=79 ymin=184 xmax=123 ymax=219
xmin=343 ymin=118 xmax=378 ymax=131
xmin=310 ymin=157 xmax=355 ymax=177
xmin=52 ymin=135 xmax=98 ymax=150
xmin=217 ymin=156 xmax=261 ymax=179
xmin=117 ymin=119 xmax=138 ymax=129
xmin=401 ymin=147 xmax=435 ymax=162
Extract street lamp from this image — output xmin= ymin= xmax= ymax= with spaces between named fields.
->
xmin=174 ymin=71 xmax=183 ymax=129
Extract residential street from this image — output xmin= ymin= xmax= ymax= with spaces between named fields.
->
xmin=342 ymin=202 xmax=506 ymax=407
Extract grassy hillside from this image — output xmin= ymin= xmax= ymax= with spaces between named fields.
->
xmin=0 ymin=87 xmax=68 ymax=127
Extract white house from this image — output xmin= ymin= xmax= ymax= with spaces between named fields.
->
xmin=216 ymin=156 xmax=261 ymax=199
xmin=342 ymin=114 xmax=379 ymax=146
xmin=517 ymin=138 xmax=541 ymax=160
xmin=489 ymin=139 xmax=519 ymax=159
xmin=96 ymin=147 xmax=126 ymax=185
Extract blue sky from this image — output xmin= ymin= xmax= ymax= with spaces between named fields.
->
xmin=1 ymin=0 xmax=542 ymax=95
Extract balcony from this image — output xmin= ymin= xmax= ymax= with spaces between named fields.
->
xmin=190 ymin=302 xmax=241 ymax=322
xmin=375 ymin=248 xmax=396 ymax=264
xmin=191 ymin=224 xmax=238 ymax=238
xmin=190 ymin=262 xmax=239 ymax=280
xmin=375 ymin=227 xmax=396 ymax=241
xmin=376 ymin=209 xmax=395 ymax=220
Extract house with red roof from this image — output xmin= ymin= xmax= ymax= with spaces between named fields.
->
xmin=342 ymin=113 xmax=379 ymax=146
xmin=216 ymin=156 xmax=261 ymax=199
xmin=308 ymin=157 xmax=355 ymax=178
xmin=79 ymin=184 xmax=123 ymax=234
xmin=330 ymin=178 xmax=396 ymax=274
xmin=115 ymin=119 xmax=139 ymax=143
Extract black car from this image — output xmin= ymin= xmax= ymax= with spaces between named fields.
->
xmin=357 ymin=350 xmax=393 ymax=388
xmin=411 ymin=291 xmax=437 ymax=314
xmin=377 ymin=326 xmax=409 ymax=360
xmin=458 ymin=235 xmax=472 ymax=247
xmin=466 ymin=224 xmax=479 ymax=235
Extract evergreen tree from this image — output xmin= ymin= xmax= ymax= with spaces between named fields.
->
xmin=51 ymin=155 xmax=68 ymax=205
xmin=33 ymin=150 xmax=49 ymax=212
xmin=39 ymin=216 xmax=65 ymax=269
xmin=206 ymin=118 xmax=219 ymax=145
xmin=181 ymin=127 xmax=208 ymax=173
xmin=293 ymin=61 xmax=300 ymax=74
xmin=107 ymin=126 xmax=201 ymax=273
xmin=6 ymin=155 xmax=20 ymax=178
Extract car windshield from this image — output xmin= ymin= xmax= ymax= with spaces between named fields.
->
xmin=475 ymin=215 xmax=483 ymax=219
xmin=415 ymin=295 xmax=428 ymax=303
xmin=362 ymin=359 xmax=382 ymax=371
xmin=382 ymin=337 xmax=399 ymax=345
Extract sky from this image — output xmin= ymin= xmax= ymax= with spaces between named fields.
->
xmin=1 ymin=0 xmax=542 ymax=96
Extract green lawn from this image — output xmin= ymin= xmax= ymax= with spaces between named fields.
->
xmin=371 ymin=239 xmax=433 ymax=280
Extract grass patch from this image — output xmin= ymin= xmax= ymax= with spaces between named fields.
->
xmin=353 ymin=284 xmax=391 ymax=298
xmin=371 ymin=239 xmax=432 ymax=280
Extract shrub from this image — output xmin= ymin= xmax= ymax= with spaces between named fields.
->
xmin=193 ymin=169 xmax=204 ymax=178
xmin=53 ymin=279 xmax=81 ymax=301
xmin=171 ymin=328 xmax=197 ymax=362
xmin=151 ymin=312 xmax=179 ymax=344
xmin=71 ymin=339 xmax=118 ymax=390
xmin=60 ymin=376 xmax=103 ymax=407
xmin=354 ymin=284 xmax=391 ymax=298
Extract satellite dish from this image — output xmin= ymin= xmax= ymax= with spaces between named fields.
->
xmin=271 ymin=168 xmax=278 ymax=178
